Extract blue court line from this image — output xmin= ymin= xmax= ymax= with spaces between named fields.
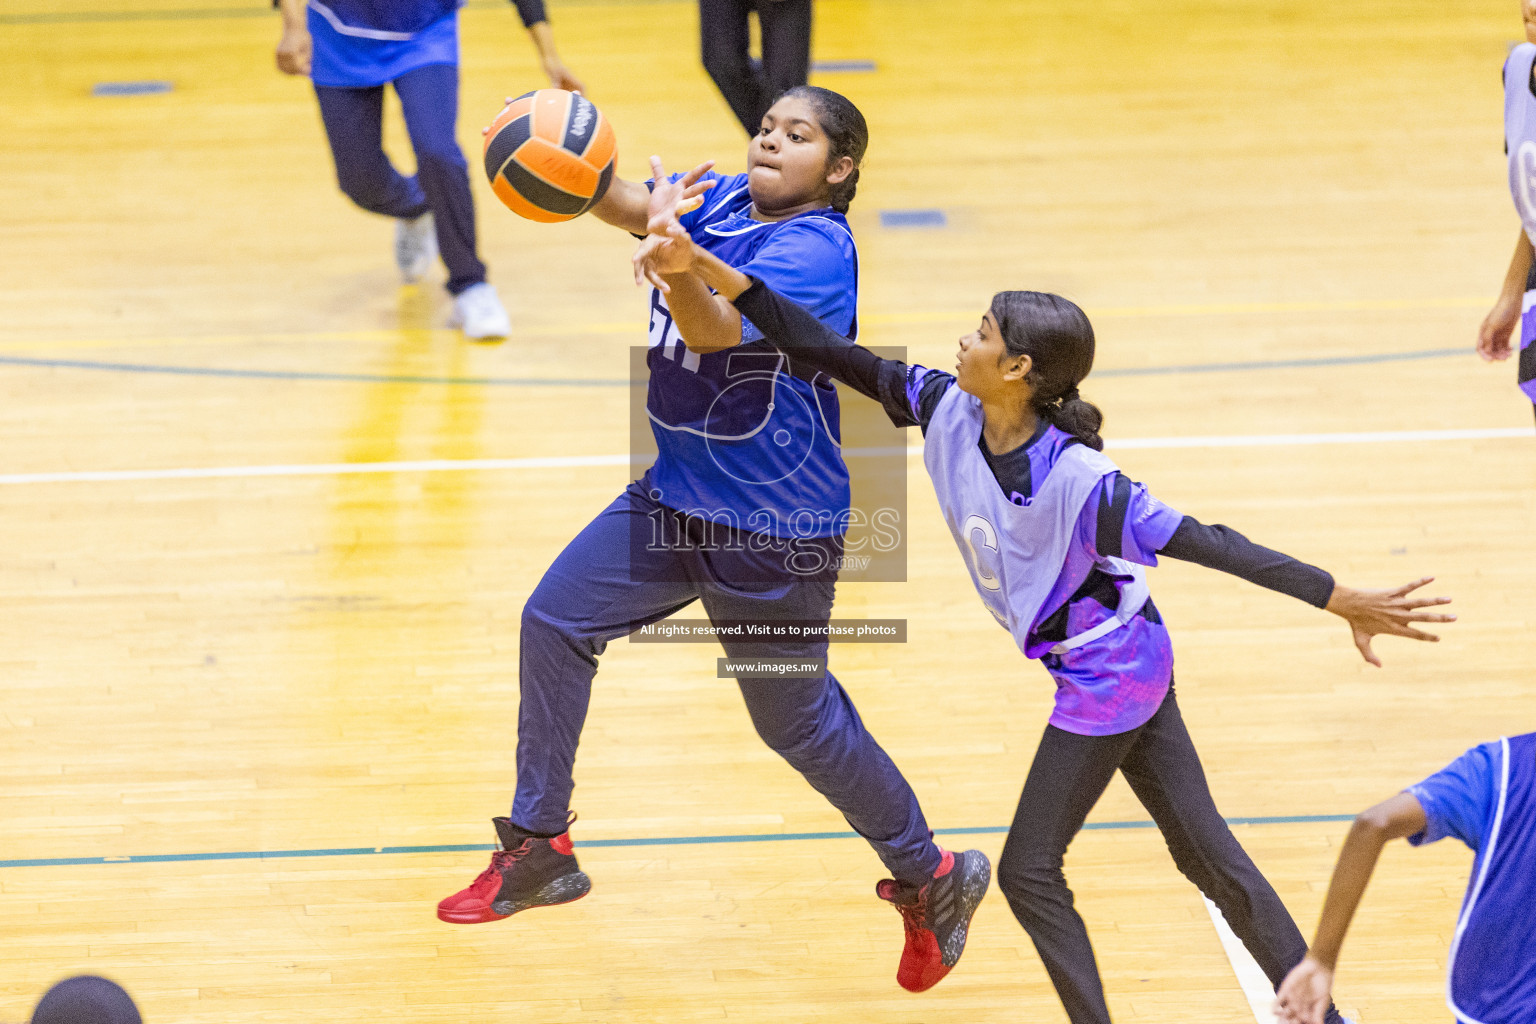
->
xmin=880 ymin=209 xmax=948 ymax=229
xmin=0 ymin=814 xmax=1353 ymax=869
xmin=0 ymin=346 xmax=1467 ymax=389
xmin=812 ymin=60 xmax=878 ymax=73
xmin=92 ymin=80 xmax=173 ymax=96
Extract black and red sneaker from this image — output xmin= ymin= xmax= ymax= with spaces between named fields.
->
xmin=436 ymin=816 xmax=592 ymax=924
xmin=876 ymin=848 xmax=991 ymax=992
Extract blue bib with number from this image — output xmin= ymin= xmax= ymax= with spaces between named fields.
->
xmin=642 ymin=172 xmax=857 ymax=539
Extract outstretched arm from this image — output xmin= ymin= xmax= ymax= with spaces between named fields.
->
xmin=1156 ymin=516 xmax=1453 ymax=666
xmin=1478 ymin=228 xmax=1532 ymax=362
xmin=274 ymin=0 xmax=311 ymax=75
xmin=637 ymin=235 xmax=927 ymax=421
xmin=508 ymin=0 xmax=587 ymax=93
xmin=1274 ymin=793 xmax=1428 ymax=1024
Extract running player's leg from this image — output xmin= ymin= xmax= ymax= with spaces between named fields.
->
xmin=996 ymin=723 xmax=1139 ymax=1024
xmin=732 ymin=666 xmax=937 ymax=883
xmin=1117 ymin=685 xmax=1346 ymax=1024
xmin=756 ymin=0 xmax=811 ymax=103
xmin=513 ymin=484 xmax=698 ymax=833
xmin=313 ymin=83 xmax=427 ymax=218
xmin=699 ymin=0 xmax=769 ymax=135
xmin=696 ymin=537 xmax=936 ymax=883
xmin=438 ymin=484 xmax=697 ymax=923
xmin=392 ymin=63 xmax=487 ymax=296
xmin=698 ymin=536 xmax=986 ymax=991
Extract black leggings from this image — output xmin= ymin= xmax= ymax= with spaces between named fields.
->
xmin=699 ymin=0 xmax=812 ymax=136
xmin=996 ymin=685 xmax=1342 ymax=1024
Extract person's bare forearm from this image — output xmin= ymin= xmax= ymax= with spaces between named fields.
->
xmin=1499 ymin=228 xmax=1534 ymax=301
xmin=277 ymin=0 xmax=305 ymax=28
xmin=1308 ymin=793 xmax=1427 ymax=968
xmin=591 ymin=178 xmax=651 ymax=234
xmin=661 ymin=269 xmax=742 ymax=353
xmin=683 ymin=241 xmax=752 ymax=301
xmin=527 ymin=20 xmax=558 ymax=61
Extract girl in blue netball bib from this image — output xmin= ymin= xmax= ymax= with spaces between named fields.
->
xmin=1276 ymin=732 xmax=1536 ymax=1024
xmin=274 ymin=0 xmax=584 ymax=338
xmin=637 ymin=235 xmax=1457 ymax=1024
xmin=1475 ymin=0 xmax=1536 ymax=418
xmin=438 ymin=87 xmax=989 ymax=995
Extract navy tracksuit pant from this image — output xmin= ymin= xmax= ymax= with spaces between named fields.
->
xmin=313 ymin=62 xmax=486 ymax=295
xmin=512 ymin=480 xmax=942 ymax=886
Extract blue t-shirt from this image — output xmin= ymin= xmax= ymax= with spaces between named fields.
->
xmin=1408 ymin=740 xmax=1502 ymax=851
xmin=644 ymin=171 xmax=859 ymax=538
xmin=307 ymin=0 xmax=459 ymax=89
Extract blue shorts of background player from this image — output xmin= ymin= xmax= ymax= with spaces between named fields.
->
xmin=272 ymin=0 xmax=584 ymax=339
xmin=1277 ymin=732 xmax=1536 ymax=1024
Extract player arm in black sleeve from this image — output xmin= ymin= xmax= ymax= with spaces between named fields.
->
xmin=1130 ymin=490 xmax=1455 ymax=666
xmin=731 ymin=276 xmax=926 ymax=428
xmin=1157 ymin=512 xmax=1336 ymax=608
xmin=650 ymin=236 xmax=933 ymax=427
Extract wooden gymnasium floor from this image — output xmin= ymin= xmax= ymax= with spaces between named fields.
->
xmin=2 ymin=0 xmax=1534 ymax=1021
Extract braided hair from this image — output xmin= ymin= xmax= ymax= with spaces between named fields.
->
xmin=988 ymin=291 xmax=1104 ymax=451
xmin=779 ymin=86 xmax=868 ymax=214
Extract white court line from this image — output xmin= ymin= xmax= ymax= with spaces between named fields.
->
xmin=1107 ymin=426 xmax=1530 ymax=449
xmin=0 ymin=426 xmax=1526 ymax=486
xmin=0 ymin=454 xmax=633 ymax=485
xmin=1204 ymin=897 xmax=1279 ymax=1024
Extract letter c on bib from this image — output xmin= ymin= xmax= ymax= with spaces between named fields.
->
xmin=962 ymin=513 xmax=1002 ymax=591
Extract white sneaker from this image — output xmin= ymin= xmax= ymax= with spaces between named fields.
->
xmin=450 ymin=282 xmax=511 ymax=340
xmin=395 ymin=212 xmax=437 ymax=284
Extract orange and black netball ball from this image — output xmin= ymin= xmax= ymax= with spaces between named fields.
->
xmin=482 ymin=89 xmax=617 ymax=223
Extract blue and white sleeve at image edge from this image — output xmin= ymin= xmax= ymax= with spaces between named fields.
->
xmin=1407 ymin=741 xmax=1502 ymax=852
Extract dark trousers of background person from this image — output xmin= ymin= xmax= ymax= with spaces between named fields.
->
xmin=313 ymin=62 xmax=486 ymax=295
xmin=700 ymin=0 xmax=812 ymax=136
xmin=996 ymin=685 xmax=1346 ymax=1024
xmin=510 ymin=478 xmax=942 ymax=886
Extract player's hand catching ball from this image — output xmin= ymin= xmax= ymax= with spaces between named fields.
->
xmin=632 ymin=155 xmax=717 ymax=291
xmin=1324 ymin=576 xmax=1454 ymax=667
xmin=645 ymin=155 xmax=715 ymax=237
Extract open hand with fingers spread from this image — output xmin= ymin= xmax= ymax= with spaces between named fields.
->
xmin=632 ymin=155 xmax=717 ymax=292
xmin=633 ymin=233 xmax=695 ymax=292
xmin=1324 ymin=576 xmax=1454 ymax=667
xmin=645 ymin=154 xmax=716 ymax=236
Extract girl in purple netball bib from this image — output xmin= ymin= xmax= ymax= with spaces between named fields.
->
xmin=636 ymin=230 xmax=1456 ymax=1024
xmin=1475 ymin=0 xmax=1536 ymax=418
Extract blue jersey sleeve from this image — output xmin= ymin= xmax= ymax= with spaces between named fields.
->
xmin=1408 ymin=741 xmax=1502 ymax=852
xmin=736 ymin=220 xmax=858 ymax=343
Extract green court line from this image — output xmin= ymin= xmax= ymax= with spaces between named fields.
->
xmin=0 ymin=814 xmax=1355 ymax=869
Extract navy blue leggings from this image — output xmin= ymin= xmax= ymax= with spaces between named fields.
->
xmin=512 ymin=480 xmax=942 ymax=886
xmin=313 ymin=62 xmax=485 ymax=295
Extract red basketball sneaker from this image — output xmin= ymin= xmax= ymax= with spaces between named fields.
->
xmin=876 ymin=848 xmax=991 ymax=992
xmin=436 ymin=817 xmax=591 ymax=924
